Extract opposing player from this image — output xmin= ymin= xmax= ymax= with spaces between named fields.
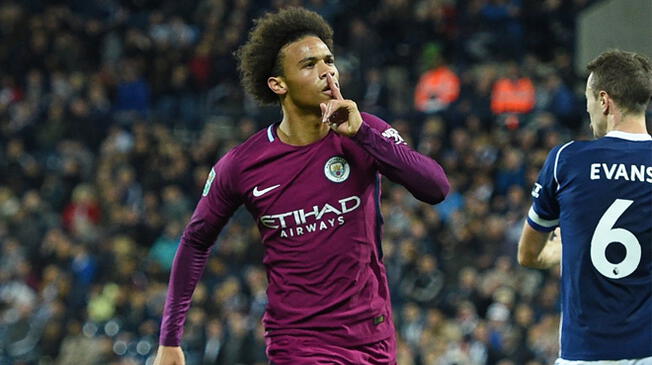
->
xmin=518 ymin=49 xmax=652 ymax=363
xmin=153 ymin=7 xmax=449 ymax=365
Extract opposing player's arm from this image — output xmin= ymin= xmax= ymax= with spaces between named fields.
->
xmin=518 ymin=224 xmax=561 ymax=269
xmin=519 ymin=143 xmax=568 ymax=269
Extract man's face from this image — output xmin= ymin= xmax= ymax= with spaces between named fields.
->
xmin=585 ymin=73 xmax=607 ymax=137
xmin=277 ymin=36 xmax=339 ymax=109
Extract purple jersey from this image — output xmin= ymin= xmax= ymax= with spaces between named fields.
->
xmin=160 ymin=113 xmax=449 ymax=347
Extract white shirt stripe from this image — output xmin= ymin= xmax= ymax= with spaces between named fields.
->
xmin=554 ymin=141 xmax=575 ymax=188
xmin=267 ymin=125 xmax=275 ymax=142
xmin=528 ymin=206 xmax=559 ymax=227
xmin=555 ymin=355 xmax=652 ymax=364
xmin=605 ymin=130 xmax=652 ymax=141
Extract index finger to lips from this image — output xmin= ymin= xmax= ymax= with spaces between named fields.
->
xmin=322 ymin=100 xmax=335 ymax=123
xmin=327 ymin=74 xmax=343 ymax=100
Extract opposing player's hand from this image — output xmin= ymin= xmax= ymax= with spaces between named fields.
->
xmin=320 ymin=73 xmax=362 ymax=137
xmin=153 ymin=345 xmax=185 ymax=365
xmin=550 ymin=227 xmax=562 ymax=245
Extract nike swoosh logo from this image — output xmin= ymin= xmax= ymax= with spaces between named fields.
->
xmin=253 ymin=184 xmax=280 ymax=197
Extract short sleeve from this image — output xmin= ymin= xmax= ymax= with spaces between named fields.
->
xmin=527 ymin=144 xmax=564 ymax=232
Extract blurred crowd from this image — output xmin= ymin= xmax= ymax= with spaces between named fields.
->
xmin=0 ymin=0 xmax=626 ymax=364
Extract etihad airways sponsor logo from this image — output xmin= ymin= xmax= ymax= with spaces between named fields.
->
xmin=259 ymin=195 xmax=361 ymax=237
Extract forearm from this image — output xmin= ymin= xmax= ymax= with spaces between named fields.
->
xmin=353 ymin=122 xmax=449 ymax=204
xmin=518 ymin=223 xmax=561 ymax=269
xmin=155 ymin=108 xmax=239 ymax=348
xmin=527 ymin=238 xmax=561 ymax=269
xmin=159 ymin=239 xmax=211 ymax=346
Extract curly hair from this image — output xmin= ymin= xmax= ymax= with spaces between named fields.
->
xmin=234 ymin=7 xmax=334 ymax=105
xmin=587 ymin=50 xmax=652 ymax=114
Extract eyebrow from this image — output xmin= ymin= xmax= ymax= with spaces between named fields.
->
xmin=297 ymin=54 xmax=334 ymax=65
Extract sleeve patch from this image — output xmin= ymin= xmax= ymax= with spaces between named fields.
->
xmin=531 ymin=182 xmax=543 ymax=198
xmin=202 ymin=168 xmax=216 ymax=197
xmin=381 ymin=128 xmax=405 ymax=144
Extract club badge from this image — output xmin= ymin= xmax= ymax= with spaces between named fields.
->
xmin=324 ymin=156 xmax=350 ymax=183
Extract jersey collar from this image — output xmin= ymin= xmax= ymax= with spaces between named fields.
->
xmin=605 ymin=130 xmax=652 ymax=141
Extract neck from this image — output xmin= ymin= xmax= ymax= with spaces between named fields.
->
xmin=607 ymin=111 xmax=648 ymax=135
xmin=277 ymin=101 xmax=330 ymax=145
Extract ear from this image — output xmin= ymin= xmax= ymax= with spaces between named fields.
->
xmin=267 ymin=76 xmax=287 ymax=96
xmin=599 ymin=90 xmax=610 ymax=115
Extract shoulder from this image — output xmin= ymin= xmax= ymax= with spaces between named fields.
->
xmin=223 ymin=125 xmax=274 ymax=163
xmin=545 ymin=139 xmax=604 ymax=185
xmin=552 ymin=139 xmax=577 ymax=157
xmin=546 ymin=139 xmax=591 ymax=163
xmin=212 ymin=126 xmax=273 ymax=175
xmin=549 ymin=138 xmax=606 ymax=164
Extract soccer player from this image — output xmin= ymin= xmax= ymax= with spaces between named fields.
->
xmin=518 ymin=50 xmax=652 ymax=364
xmin=153 ymin=7 xmax=449 ymax=365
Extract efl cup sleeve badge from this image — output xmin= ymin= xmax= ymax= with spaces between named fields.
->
xmin=324 ymin=156 xmax=350 ymax=183
xmin=202 ymin=168 xmax=216 ymax=196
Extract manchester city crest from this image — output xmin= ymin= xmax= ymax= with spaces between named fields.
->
xmin=324 ymin=156 xmax=350 ymax=183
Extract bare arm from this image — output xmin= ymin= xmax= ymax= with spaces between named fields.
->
xmin=518 ymin=222 xmax=561 ymax=269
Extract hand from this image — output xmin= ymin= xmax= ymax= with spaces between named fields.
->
xmin=549 ymin=227 xmax=562 ymax=245
xmin=319 ymin=73 xmax=363 ymax=137
xmin=153 ymin=345 xmax=185 ymax=365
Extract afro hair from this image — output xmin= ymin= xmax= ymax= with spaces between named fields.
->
xmin=234 ymin=7 xmax=334 ymax=105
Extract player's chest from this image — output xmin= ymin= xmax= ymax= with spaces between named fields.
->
xmin=240 ymin=141 xmax=375 ymax=216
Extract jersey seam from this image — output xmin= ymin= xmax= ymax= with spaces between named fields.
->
xmin=554 ymin=141 xmax=575 ymax=189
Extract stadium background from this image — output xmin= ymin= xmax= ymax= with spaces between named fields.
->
xmin=0 ymin=0 xmax=650 ymax=364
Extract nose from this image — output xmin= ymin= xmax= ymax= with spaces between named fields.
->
xmin=320 ymin=71 xmax=335 ymax=80
xmin=319 ymin=64 xmax=336 ymax=79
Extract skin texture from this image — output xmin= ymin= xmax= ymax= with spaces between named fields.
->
xmin=585 ymin=72 xmax=648 ymax=137
xmin=153 ymin=345 xmax=184 ymax=365
xmin=268 ymin=35 xmax=362 ymax=145
xmin=586 ymin=72 xmax=610 ymax=137
xmin=517 ymin=225 xmax=561 ymax=269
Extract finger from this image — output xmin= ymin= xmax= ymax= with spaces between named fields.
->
xmin=322 ymin=101 xmax=332 ymax=123
xmin=327 ymin=73 xmax=344 ymax=100
xmin=323 ymin=100 xmax=338 ymax=123
xmin=328 ymin=103 xmax=349 ymax=125
xmin=320 ymin=103 xmax=327 ymax=122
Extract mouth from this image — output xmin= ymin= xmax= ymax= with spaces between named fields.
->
xmin=321 ymin=82 xmax=338 ymax=96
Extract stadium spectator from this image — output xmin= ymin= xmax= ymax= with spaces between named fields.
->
xmin=414 ymin=44 xmax=461 ymax=114
xmin=491 ymin=62 xmax=536 ymax=115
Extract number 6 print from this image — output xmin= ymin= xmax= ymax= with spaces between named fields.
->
xmin=590 ymin=199 xmax=641 ymax=279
